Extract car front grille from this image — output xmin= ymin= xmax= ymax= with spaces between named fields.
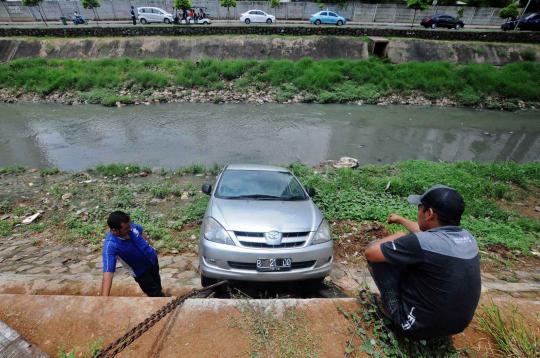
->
xmin=228 ymin=260 xmax=316 ymax=271
xmin=234 ymin=231 xmax=310 ymax=249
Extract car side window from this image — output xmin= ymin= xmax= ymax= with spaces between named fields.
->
xmin=140 ymin=8 xmax=145 ymax=13
xmin=329 ymin=12 xmax=337 ymax=17
xmin=321 ymin=12 xmax=328 ymax=16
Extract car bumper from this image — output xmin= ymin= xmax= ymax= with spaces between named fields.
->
xmin=199 ymin=239 xmax=333 ymax=282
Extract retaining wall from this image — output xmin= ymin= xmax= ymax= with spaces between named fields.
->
xmin=1 ymin=26 xmax=539 ymax=43
xmin=1 ymin=36 xmax=538 ymax=65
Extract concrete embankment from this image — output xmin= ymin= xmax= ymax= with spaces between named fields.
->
xmin=1 ymin=35 xmax=539 ymax=64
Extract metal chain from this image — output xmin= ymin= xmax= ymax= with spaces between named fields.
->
xmin=94 ymin=280 xmax=227 ymax=358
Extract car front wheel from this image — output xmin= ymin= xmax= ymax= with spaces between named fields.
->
xmin=336 ymin=20 xmax=343 ymax=26
xmin=431 ymin=23 xmax=436 ymax=29
xmin=315 ymin=19 xmax=321 ymax=25
xmin=164 ymin=18 xmax=171 ymax=24
xmin=140 ymin=18 xmax=147 ymax=24
xmin=455 ymin=23 xmax=463 ymax=29
xmin=245 ymin=18 xmax=251 ymax=24
xmin=266 ymin=18 xmax=272 ymax=24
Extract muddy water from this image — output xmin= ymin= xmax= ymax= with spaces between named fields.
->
xmin=0 ymin=103 xmax=538 ymax=170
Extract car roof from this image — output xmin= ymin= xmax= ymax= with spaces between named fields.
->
xmin=225 ymin=164 xmax=289 ymax=172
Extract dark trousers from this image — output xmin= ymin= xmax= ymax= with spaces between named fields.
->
xmin=134 ymin=264 xmax=164 ymax=297
xmin=368 ymin=261 xmax=404 ymax=327
xmin=132 ymin=16 xmax=136 ymax=25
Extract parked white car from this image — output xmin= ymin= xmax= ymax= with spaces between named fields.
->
xmin=137 ymin=7 xmax=174 ymax=24
xmin=240 ymin=10 xmax=276 ymax=25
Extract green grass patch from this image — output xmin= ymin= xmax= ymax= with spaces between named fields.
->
xmin=92 ymin=164 xmax=150 ymax=177
xmin=0 ymin=165 xmax=26 ymax=175
xmin=1 ymin=58 xmax=539 ymax=104
xmin=291 ymin=161 xmax=539 ymax=253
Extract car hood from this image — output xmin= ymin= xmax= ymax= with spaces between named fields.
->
xmin=210 ymin=197 xmax=323 ymax=232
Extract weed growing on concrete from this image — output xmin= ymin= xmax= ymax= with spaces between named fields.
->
xmin=93 ymin=163 xmax=150 ymax=177
xmin=477 ymin=302 xmax=539 ymax=357
xmin=231 ymin=300 xmax=320 ymax=358
xmin=40 ymin=167 xmax=60 ymax=176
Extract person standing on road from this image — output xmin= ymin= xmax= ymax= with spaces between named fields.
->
xmin=130 ymin=6 xmax=136 ymax=25
xmin=100 ymin=211 xmax=165 ymax=297
xmin=364 ymin=185 xmax=481 ymax=339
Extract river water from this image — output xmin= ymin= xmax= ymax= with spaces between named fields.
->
xmin=0 ymin=103 xmax=538 ymax=170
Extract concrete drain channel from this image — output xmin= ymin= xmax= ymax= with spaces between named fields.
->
xmin=0 ymin=280 xmax=352 ymax=357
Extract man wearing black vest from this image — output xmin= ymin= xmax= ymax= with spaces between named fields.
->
xmin=364 ymin=184 xmax=481 ymax=339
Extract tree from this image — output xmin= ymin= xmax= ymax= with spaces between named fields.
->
xmin=499 ymin=1 xmax=519 ymax=20
xmin=220 ymin=0 xmax=236 ymax=21
xmin=21 ymin=0 xmax=47 ymax=27
xmin=82 ymin=0 xmax=101 ymax=25
xmin=269 ymin=0 xmax=280 ymax=17
xmin=407 ymin=0 xmax=429 ymax=29
xmin=174 ymin=0 xmax=192 ymax=11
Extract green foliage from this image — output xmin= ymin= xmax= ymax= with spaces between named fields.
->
xmin=177 ymin=164 xmax=206 ymax=175
xmin=81 ymin=0 xmax=100 ymax=9
xmin=406 ymin=0 xmax=429 ymax=11
xmin=40 ymin=167 xmax=60 ymax=176
xmin=457 ymin=7 xmax=465 ymax=19
xmin=0 ymin=165 xmax=25 ymax=175
xmin=171 ymin=195 xmax=209 ymax=228
xmin=220 ymin=0 xmax=237 ymax=8
xmin=478 ymin=302 xmax=538 ymax=357
xmin=339 ymin=290 xmax=460 ymax=357
xmin=269 ymin=0 xmax=280 ymax=9
xmin=21 ymin=0 xmax=42 ymax=6
xmin=1 ymin=58 xmax=539 ymax=105
xmin=0 ymin=220 xmax=13 ymax=237
xmin=174 ymin=0 xmax=192 ymax=10
xmin=65 ymin=215 xmax=102 ymax=246
xmin=499 ymin=1 xmax=519 ymax=19
xmin=291 ymin=161 xmax=540 ymax=252
xmin=93 ymin=164 xmax=149 ymax=177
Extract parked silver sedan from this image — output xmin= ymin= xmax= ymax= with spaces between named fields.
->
xmin=199 ymin=164 xmax=333 ymax=286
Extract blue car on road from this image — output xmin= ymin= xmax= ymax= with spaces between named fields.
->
xmin=309 ymin=11 xmax=346 ymax=26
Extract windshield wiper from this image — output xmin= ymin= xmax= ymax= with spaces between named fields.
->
xmin=281 ymin=196 xmax=306 ymax=201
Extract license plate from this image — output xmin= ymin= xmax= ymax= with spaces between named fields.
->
xmin=256 ymin=258 xmax=292 ymax=272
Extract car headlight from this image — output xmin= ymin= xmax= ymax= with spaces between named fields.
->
xmin=312 ymin=219 xmax=331 ymax=245
xmin=203 ymin=217 xmax=235 ymax=245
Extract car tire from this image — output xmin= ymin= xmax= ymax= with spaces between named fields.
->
xmin=336 ymin=20 xmax=343 ymax=26
xmin=431 ymin=23 xmax=436 ymax=29
xmin=164 ymin=18 xmax=171 ymax=24
xmin=266 ymin=18 xmax=272 ymax=24
xmin=245 ymin=18 xmax=251 ymax=25
xmin=140 ymin=18 xmax=147 ymax=24
xmin=201 ymin=274 xmax=217 ymax=287
xmin=305 ymin=278 xmax=325 ymax=291
xmin=315 ymin=19 xmax=321 ymax=25
xmin=455 ymin=23 xmax=462 ymax=29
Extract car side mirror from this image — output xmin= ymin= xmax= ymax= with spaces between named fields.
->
xmin=201 ymin=183 xmax=212 ymax=195
xmin=306 ymin=187 xmax=316 ymax=197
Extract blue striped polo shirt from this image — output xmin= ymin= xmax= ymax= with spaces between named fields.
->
xmin=102 ymin=223 xmax=158 ymax=277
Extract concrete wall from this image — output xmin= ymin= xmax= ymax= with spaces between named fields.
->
xmin=0 ymin=36 xmax=538 ymax=65
xmin=0 ymin=0 xmax=506 ymax=25
xmin=1 ymin=25 xmax=539 ymax=43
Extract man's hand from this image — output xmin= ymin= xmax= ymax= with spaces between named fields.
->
xmin=387 ymin=213 xmax=404 ymax=225
xmin=100 ymin=272 xmax=114 ymax=296
xmin=387 ymin=213 xmax=421 ymax=233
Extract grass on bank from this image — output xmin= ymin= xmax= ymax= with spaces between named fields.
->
xmin=0 ymin=161 xmax=538 ymax=254
xmin=0 ymin=58 xmax=539 ymax=106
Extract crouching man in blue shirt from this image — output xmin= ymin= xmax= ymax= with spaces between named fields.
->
xmin=100 ymin=211 xmax=165 ymax=297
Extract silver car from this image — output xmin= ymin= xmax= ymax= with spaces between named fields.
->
xmin=198 ymin=164 xmax=333 ymax=286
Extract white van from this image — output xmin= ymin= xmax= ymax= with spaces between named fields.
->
xmin=137 ymin=7 xmax=174 ymax=24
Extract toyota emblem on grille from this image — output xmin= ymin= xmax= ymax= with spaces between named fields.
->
xmin=265 ymin=231 xmax=282 ymax=245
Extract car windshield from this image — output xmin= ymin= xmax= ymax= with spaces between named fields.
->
xmin=215 ymin=170 xmax=307 ymax=200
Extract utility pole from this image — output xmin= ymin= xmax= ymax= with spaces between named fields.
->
xmin=514 ymin=0 xmax=532 ymax=31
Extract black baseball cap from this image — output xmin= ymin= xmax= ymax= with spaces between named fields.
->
xmin=407 ymin=184 xmax=465 ymax=224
